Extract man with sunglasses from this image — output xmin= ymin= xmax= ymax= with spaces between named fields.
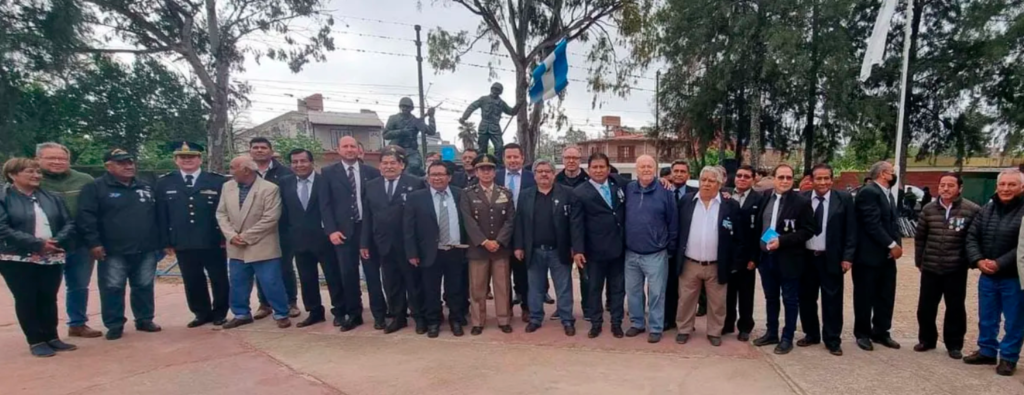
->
xmin=724 ymin=165 xmax=761 ymax=341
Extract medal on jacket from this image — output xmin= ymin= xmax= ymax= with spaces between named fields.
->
xmin=784 ymin=219 xmax=792 ymax=232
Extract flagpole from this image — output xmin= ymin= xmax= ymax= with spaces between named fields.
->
xmin=892 ymin=0 xmax=913 ymax=196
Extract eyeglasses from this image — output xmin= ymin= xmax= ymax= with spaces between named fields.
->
xmin=563 ymin=156 xmax=581 ymax=161
xmin=775 ymin=175 xmax=794 ymax=180
xmin=428 ymin=173 xmax=449 ymax=178
xmin=735 ymin=174 xmax=752 ymax=179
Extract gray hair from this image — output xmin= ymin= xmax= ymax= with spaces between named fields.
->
xmin=35 ymin=142 xmax=70 ymax=157
xmin=998 ymin=168 xmax=1024 ymax=184
xmin=562 ymin=146 xmax=581 ymax=155
xmin=232 ymin=155 xmax=258 ymax=171
xmin=533 ymin=159 xmax=554 ymax=172
xmin=699 ymin=166 xmax=726 ymax=184
xmin=867 ymin=161 xmax=892 ymax=180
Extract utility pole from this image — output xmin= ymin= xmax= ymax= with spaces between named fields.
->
xmin=655 ymin=70 xmax=660 ymax=134
xmin=415 ymin=25 xmax=428 ymax=160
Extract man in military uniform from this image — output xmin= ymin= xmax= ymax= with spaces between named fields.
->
xmin=459 ymin=154 xmax=516 ymax=335
xmin=155 ymin=141 xmax=230 ymax=328
xmin=459 ymin=83 xmax=520 ymax=162
xmin=383 ymin=97 xmax=436 ymax=176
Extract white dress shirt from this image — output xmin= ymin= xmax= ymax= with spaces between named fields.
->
xmin=686 ymin=194 xmax=721 ymax=262
xmin=769 ymin=193 xmax=783 ymax=231
xmin=433 ymin=186 xmax=461 ymax=245
xmin=256 ymin=160 xmax=273 ymax=177
xmin=806 ymin=190 xmax=830 ymax=251
xmin=733 ymin=188 xmax=750 ymax=207
xmin=180 ymin=169 xmax=202 ymax=185
xmin=939 ymin=198 xmax=953 ymax=220
xmin=344 ymin=161 xmax=364 ymax=219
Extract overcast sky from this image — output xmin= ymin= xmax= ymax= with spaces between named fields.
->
xmin=237 ymin=0 xmax=659 ymax=147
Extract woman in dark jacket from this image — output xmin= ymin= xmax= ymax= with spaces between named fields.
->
xmin=0 ymin=158 xmax=77 ymax=357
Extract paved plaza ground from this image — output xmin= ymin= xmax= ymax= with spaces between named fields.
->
xmin=1 ymin=239 xmax=1023 ymax=394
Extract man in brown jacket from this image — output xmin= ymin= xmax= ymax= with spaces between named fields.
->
xmin=459 ymin=154 xmax=516 ymax=335
xmin=914 ymin=172 xmax=980 ymax=359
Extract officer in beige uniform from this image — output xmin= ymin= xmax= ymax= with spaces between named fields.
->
xmin=459 ymin=154 xmax=516 ymax=335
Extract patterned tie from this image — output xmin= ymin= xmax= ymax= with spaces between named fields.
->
xmin=299 ymin=179 xmax=310 ymax=210
xmin=814 ymin=196 xmax=825 ymax=236
xmin=348 ymin=165 xmax=360 ymax=220
xmin=387 ymin=179 xmax=395 ymax=200
xmin=185 ymin=174 xmax=194 ymax=187
xmin=600 ymin=184 xmax=613 ymax=208
xmin=508 ymin=172 xmax=518 ymax=200
xmin=437 ymin=190 xmax=450 ymax=246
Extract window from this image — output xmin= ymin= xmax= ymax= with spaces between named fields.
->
xmin=617 ymin=145 xmax=636 ymax=162
xmin=329 ymin=128 xmax=355 ymax=149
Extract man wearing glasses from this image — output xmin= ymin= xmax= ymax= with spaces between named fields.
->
xmin=724 ymin=165 xmax=762 ymax=342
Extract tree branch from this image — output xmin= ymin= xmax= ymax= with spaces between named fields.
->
xmin=74 ymin=46 xmax=171 ymax=54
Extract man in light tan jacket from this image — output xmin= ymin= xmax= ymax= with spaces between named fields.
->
xmin=216 ymin=156 xmax=291 ymax=329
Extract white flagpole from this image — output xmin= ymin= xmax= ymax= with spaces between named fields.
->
xmin=892 ymin=0 xmax=914 ymax=196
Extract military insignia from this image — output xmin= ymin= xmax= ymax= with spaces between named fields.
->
xmin=617 ymin=189 xmax=625 ymax=199
xmin=200 ymin=189 xmax=218 ymax=195
xmin=496 ymin=194 xmax=509 ymax=204
xmin=407 ymin=185 xmax=413 ymax=191
xmin=784 ymin=219 xmax=793 ymax=232
xmin=108 ymin=192 xmax=121 ymax=198
xmin=472 ymin=199 xmax=483 ymax=203
xmin=401 ymin=193 xmax=407 ymax=201
xmin=723 ymin=219 xmax=733 ymax=231
xmin=750 ymin=214 xmax=756 ymax=229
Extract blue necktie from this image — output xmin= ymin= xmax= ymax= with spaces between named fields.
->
xmin=600 ymin=184 xmax=612 ymax=208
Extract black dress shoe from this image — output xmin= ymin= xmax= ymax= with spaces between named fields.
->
xmin=339 ymin=316 xmax=364 ymax=332
xmin=374 ymin=318 xmax=386 ymax=330
xmin=564 ymin=326 xmax=576 ymax=337
xmin=471 ymin=326 xmax=484 ymax=336
xmin=737 ymin=332 xmax=751 ymax=342
xmin=873 ymin=336 xmax=901 ymax=349
xmin=753 ymin=334 xmax=780 ymax=347
xmin=512 ymin=294 xmax=523 ymax=305
xmin=427 ymin=325 xmax=440 ymax=338
xmin=611 ymin=325 xmax=625 ymax=338
xmin=948 ymin=349 xmax=963 ymax=359
xmin=676 ymin=333 xmax=691 ymax=344
xmin=135 ymin=321 xmax=162 ymax=332
xmin=187 ymin=318 xmax=210 ymax=328
xmin=296 ymin=315 xmax=326 ymax=328
xmin=450 ymin=322 xmax=465 ymax=337
xmin=997 ymin=360 xmax=1017 ymax=376
xmin=499 ymin=325 xmax=513 ymax=334
xmin=708 ymin=336 xmax=722 ymax=347
xmin=588 ymin=326 xmax=602 ymax=338
xmin=415 ymin=320 xmax=428 ymax=335
xmin=797 ymin=337 xmax=821 ymax=347
xmin=525 ymin=323 xmax=540 ymax=333
xmin=544 ymin=293 xmax=555 ymax=304
xmin=963 ymin=351 xmax=998 ymax=365
xmin=333 ymin=316 xmax=344 ymax=327
xmin=625 ymin=327 xmax=646 ymax=337
xmin=774 ymin=340 xmax=794 ymax=355
xmin=222 ymin=318 xmax=254 ymax=329
xmin=827 ymin=345 xmax=844 ymax=356
xmin=212 ymin=318 xmax=227 ymax=326
xmin=47 ymin=339 xmax=78 ymax=352
xmin=913 ymin=343 xmax=936 ymax=352
xmin=856 ymin=338 xmax=874 ymax=351
xmin=105 ymin=327 xmax=124 ymax=340
xmin=384 ymin=320 xmax=407 ymax=334
xmin=648 ymin=333 xmax=662 ymax=343
xmin=30 ymin=343 xmax=56 ymax=358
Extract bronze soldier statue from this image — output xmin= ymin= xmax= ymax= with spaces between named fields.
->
xmin=383 ymin=97 xmax=436 ymax=176
xmin=459 ymin=83 xmax=519 ymax=163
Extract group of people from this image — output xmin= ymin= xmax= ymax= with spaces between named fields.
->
xmin=1 ymin=139 xmax=1022 ymax=379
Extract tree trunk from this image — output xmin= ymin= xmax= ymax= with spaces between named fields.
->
xmin=749 ymin=90 xmax=762 ymax=169
xmin=207 ymin=61 xmax=230 ymax=172
xmin=898 ymin=0 xmax=925 ymax=184
xmin=802 ymin=1 xmax=819 ymax=175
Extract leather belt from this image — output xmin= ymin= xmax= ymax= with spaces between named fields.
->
xmin=534 ymin=245 xmax=558 ymax=251
xmin=809 ymin=250 xmax=826 ymax=256
xmin=686 ymin=258 xmax=717 ymax=266
xmin=437 ymin=244 xmax=468 ymax=251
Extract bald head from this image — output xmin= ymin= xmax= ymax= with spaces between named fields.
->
xmin=229 ymin=155 xmax=258 ymax=184
xmin=338 ymin=136 xmax=360 ymax=163
xmin=636 ymin=155 xmax=657 ymax=186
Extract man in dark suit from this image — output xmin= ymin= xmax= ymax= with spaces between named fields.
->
xmin=248 ymin=137 xmax=299 ymax=319
xmin=361 ymin=147 xmax=427 ymax=334
xmin=404 ymin=161 xmax=469 ymax=338
xmin=513 ymin=160 xmax=577 ymax=336
xmin=155 ymin=141 xmax=229 ymax=328
xmin=495 ymin=143 xmax=537 ymax=319
xmin=725 ymin=165 xmax=761 ymax=341
xmin=798 ymin=163 xmax=857 ymax=356
xmin=571 ymin=152 xmax=627 ymax=339
xmin=278 ymin=149 xmax=345 ymax=328
xmin=752 ymin=164 xmax=815 ymax=354
xmin=674 ymin=166 xmax=748 ymax=346
xmin=665 ymin=159 xmax=698 ymax=331
xmin=320 ymin=136 xmax=383 ymax=331
xmin=853 ymin=161 xmax=904 ymax=351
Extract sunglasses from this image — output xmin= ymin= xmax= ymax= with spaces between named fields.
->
xmin=735 ymin=174 xmax=753 ymax=179
xmin=775 ymin=175 xmax=794 ymax=180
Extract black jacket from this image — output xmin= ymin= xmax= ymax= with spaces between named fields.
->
xmin=966 ymin=195 xmax=1024 ymax=279
xmin=753 ymin=190 xmax=815 ymax=280
xmin=279 ymin=174 xmax=333 ymax=254
xmin=513 ymin=184 xmax=576 ymax=266
xmin=76 ymin=173 xmax=159 ymax=255
xmin=0 ymin=186 xmax=75 ymax=255
xmin=403 ymin=186 xmax=469 ymax=268
xmin=362 ymin=175 xmax=426 ymax=256
xmin=155 ymin=171 xmax=227 ymax=251
xmin=915 ymin=197 xmax=981 ymax=274
xmin=675 ymin=193 xmax=748 ymax=283
xmin=854 ymin=181 xmax=901 ymax=266
xmin=451 ymin=168 xmax=477 ymax=188
xmin=258 ymin=159 xmax=293 ymax=185
xmin=570 ymin=177 xmax=626 ymax=261
xmin=803 ymin=189 xmax=858 ymax=275
xmin=733 ymin=188 xmax=765 ymax=262
xmin=555 ymin=169 xmax=589 ymax=189
xmin=319 ymin=161 xmax=381 ymax=240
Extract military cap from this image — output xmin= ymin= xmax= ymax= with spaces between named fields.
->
xmin=103 ymin=148 xmax=135 ymax=162
xmin=472 ymin=153 xmax=498 ymax=169
xmin=168 ymin=141 xmax=204 ymax=156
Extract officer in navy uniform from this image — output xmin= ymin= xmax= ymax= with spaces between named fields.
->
xmin=155 ymin=141 xmax=230 ymax=328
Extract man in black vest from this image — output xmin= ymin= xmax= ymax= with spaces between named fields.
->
xmin=156 ymin=141 xmax=229 ymax=328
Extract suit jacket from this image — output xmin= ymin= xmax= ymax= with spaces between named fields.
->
xmin=155 ymin=171 xmax=227 ymax=251
xmin=570 ymin=178 xmax=627 ymax=260
xmin=278 ymin=174 xmax=332 ymax=254
xmin=513 ymin=184 xmax=576 ymax=266
xmin=496 ymin=168 xmax=536 ymax=199
xmin=676 ymin=194 xmax=748 ymax=283
xmin=803 ymin=189 xmax=857 ymax=275
xmin=216 ymin=177 xmax=282 ymax=263
xmin=403 ymin=186 xmax=468 ymax=267
xmin=753 ymin=190 xmax=815 ymax=279
xmin=319 ymin=161 xmax=381 ymax=240
xmin=451 ymin=169 xmax=477 ymax=188
xmin=361 ymin=175 xmax=426 ymax=256
xmin=854 ymin=181 xmax=901 ymax=266
xmin=258 ymin=159 xmax=293 ymax=185
xmin=459 ymin=183 xmax=516 ymax=260
xmin=733 ymin=188 xmax=765 ymax=258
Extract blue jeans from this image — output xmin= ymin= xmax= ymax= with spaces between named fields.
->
xmin=977 ymin=275 xmax=1024 ymax=363
xmin=624 ymin=250 xmax=668 ymax=333
xmin=527 ymin=248 xmax=574 ymax=326
xmin=759 ymin=253 xmax=800 ymax=341
xmin=64 ymin=248 xmax=95 ymax=327
xmin=97 ymin=251 xmax=158 ymax=329
xmin=229 ymin=259 xmax=290 ymax=320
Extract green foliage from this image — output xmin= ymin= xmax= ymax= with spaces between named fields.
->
xmin=272 ymin=135 xmax=324 ymax=162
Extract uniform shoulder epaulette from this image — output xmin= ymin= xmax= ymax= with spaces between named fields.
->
xmin=495 ymin=185 xmax=510 ymax=192
xmin=158 ymin=171 xmax=176 ymax=179
xmin=206 ymin=171 xmax=226 ymax=178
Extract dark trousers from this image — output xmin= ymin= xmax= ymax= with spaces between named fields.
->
xmin=759 ymin=253 xmax=799 ymax=341
xmin=335 ymin=225 xmax=387 ymax=321
xmin=799 ymin=253 xmax=844 ymax=346
xmin=852 ymin=259 xmax=897 ymax=340
xmin=381 ymin=248 xmax=421 ymax=323
xmin=725 ymin=267 xmax=756 ymax=334
xmin=423 ymin=249 xmax=467 ymax=326
xmin=176 ymin=249 xmax=229 ymax=322
xmin=294 ymin=246 xmax=345 ymax=318
xmin=586 ymin=257 xmax=625 ymax=327
xmin=256 ymin=246 xmax=297 ymax=306
xmin=917 ymin=269 xmax=968 ymax=350
xmin=665 ymin=255 xmax=679 ymax=329
xmin=510 ymin=255 xmax=528 ymax=310
xmin=0 ymin=261 xmax=62 ymax=345
xmin=579 ymin=266 xmax=591 ymax=317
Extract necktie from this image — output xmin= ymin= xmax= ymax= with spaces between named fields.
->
xmin=299 ymin=179 xmax=310 ymax=210
xmin=814 ymin=196 xmax=825 ymax=236
xmin=185 ymin=174 xmax=194 ymax=187
xmin=348 ymin=165 xmax=360 ymax=220
xmin=437 ymin=190 xmax=450 ymax=246
xmin=600 ymin=184 xmax=613 ymax=208
xmin=675 ymin=187 xmax=683 ymax=202
xmin=509 ymin=172 xmax=518 ymax=196
xmin=387 ymin=179 xmax=395 ymax=200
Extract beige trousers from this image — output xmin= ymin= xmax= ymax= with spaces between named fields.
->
xmin=676 ymin=259 xmax=727 ymax=336
xmin=469 ymin=257 xmax=511 ymax=327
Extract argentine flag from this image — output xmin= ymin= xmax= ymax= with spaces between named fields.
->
xmin=529 ymin=38 xmax=569 ymax=103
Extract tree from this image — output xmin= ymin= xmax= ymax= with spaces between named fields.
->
xmin=457 ymin=121 xmax=478 ymax=150
xmin=563 ymin=126 xmax=588 ymax=146
xmin=427 ymin=0 xmax=656 ymax=162
xmin=77 ymin=0 xmax=336 ymax=170
xmin=272 ymin=134 xmax=323 ymax=161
